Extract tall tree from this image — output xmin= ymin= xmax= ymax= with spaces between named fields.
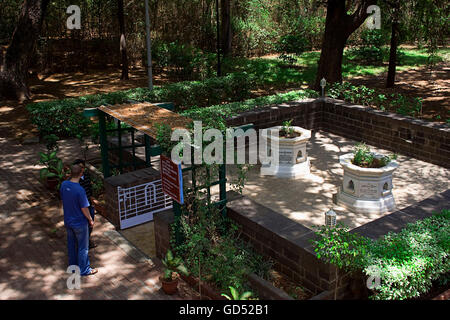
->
xmin=314 ymin=0 xmax=377 ymax=90
xmin=118 ymin=0 xmax=129 ymax=80
xmin=221 ymin=0 xmax=232 ymax=57
xmin=386 ymin=0 xmax=400 ymax=88
xmin=0 ymin=0 xmax=50 ymax=101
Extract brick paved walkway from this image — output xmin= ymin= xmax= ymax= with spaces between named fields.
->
xmin=0 ymin=137 xmax=195 ymax=300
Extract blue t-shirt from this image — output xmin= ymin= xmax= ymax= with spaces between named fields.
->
xmin=60 ymin=180 xmax=90 ymax=228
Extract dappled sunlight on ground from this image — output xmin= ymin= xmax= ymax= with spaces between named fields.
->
xmin=0 ymin=136 xmax=198 ymax=299
xmin=226 ymin=131 xmax=449 ymax=230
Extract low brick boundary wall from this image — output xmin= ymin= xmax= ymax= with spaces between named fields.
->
xmin=226 ymin=190 xmax=450 ymax=299
xmin=226 ymin=193 xmax=346 ymax=298
xmin=154 ymin=209 xmax=174 ymax=259
xmin=103 ymin=167 xmax=161 ymax=229
xmin=247 ymin=273 xmax=294 ymax=300
xmin=322 ymin=98 xmax=450 ymax=168
xmin=225 ymin=98 xmax=450 ymax=168
xmin=226 ymin=98 xmax=323 ymax=131
xmin=152 ymin=190 xmax=449 ymax=299
xmin=153 ymin=208 xmax=295 ymax=300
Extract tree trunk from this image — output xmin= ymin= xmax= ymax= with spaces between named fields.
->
xmin=386 ymin=21 xmax=398 ymax=88
xmin=313 ymin=0 xmax=376 ymax=90
xmin=221 ymin=0 xmax=232 ymax=57
xmin=386 ymin=4 xmax=400 ymax=88
xmin=314 ymin=23 xmax=349 ymax=89
xmin=0 ymin=0 xmax=49 ymax=101
xmin=118 ymin=0 xmax=129 ymax=80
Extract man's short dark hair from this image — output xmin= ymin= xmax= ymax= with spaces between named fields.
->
xmin=73 ymin=159 xmax=86 ymax=166
xmin=71 ymin=164 xmax=83 ymax=178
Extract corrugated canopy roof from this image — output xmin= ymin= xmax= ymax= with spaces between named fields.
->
xmin=98 ymin=102 xmax=192 ymax=138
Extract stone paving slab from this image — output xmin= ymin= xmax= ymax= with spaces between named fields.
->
xmin=0 ymin=137 xmax=196 ymax=300
xmin=226 ymin=131 xmax=450 ymax=229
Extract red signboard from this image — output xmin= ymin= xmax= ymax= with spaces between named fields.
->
xmin=160 ymin=155 xmax=184 ymax=205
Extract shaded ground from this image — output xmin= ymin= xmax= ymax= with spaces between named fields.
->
xmin=0 ymin=136 xmax=199 ymax=300
xmin=1 ymin=48 xmax=448 ymax=141
xmin=347 ymin=61 xmax=449 ymax=122
xmin=100 ymin=130 xmax=449 ymax=229
xmin=231 ymin=131 xmax=449 ymax=229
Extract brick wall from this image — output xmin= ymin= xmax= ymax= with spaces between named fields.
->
xmin=225 ymin=98 xmax=450 ymax=168
xmin=226 ymin=193 xmax=359 ymax=299
xmin=226 ymin=98 xmax=323 ymax=131
xmin=226 ymin=190 xmax=449 ymax=299
xmin=154 ymin=209 xmax=174 ymax=259
xmin=322 ymin=98 xmax=450 ymax=168
xmin=103 ymin=167 xmax=161 ymax=229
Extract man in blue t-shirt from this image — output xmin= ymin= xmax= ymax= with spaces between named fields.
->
xmin=60 ymin=164 xmax=98 ymax=276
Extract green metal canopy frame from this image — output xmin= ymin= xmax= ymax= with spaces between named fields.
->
xmin=83 ymin=102 xmax=229 ymax=245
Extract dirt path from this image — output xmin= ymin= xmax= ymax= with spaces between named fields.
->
xmin=1 ymin=59 xmax=448 ymax=141
xmin=347 ymin=62 xmax=449 ymax=122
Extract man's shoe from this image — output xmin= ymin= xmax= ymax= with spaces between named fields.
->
xmin=85 ymin=268 xmax=98 ymax=276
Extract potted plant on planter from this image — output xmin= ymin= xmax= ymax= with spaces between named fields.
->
xmin=160 ymin=249 xmax=189 ymax=295
xmin=336 ymin=143 xmax=398 ymax=214
xmin=260 ymin=119 xmax=311 ymax=178
xmin=38 ymin=151 xmax=69 ymax=191
xmin=221 ymin=286 xmax=254 ymax=300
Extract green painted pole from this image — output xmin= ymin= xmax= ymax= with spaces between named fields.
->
xmin=144 ymin=135 xmax=151 ymax=167
xmin=173 ymin=200 xmax=182 ymax=246
xmin=131 ymin=128 xmax=136 ymax=171
xmin=117 ymin=120 xmax=123 ymax=173
xmin=219 ymin=163 xmax=227 ymax=217
xmin=98 ymin=111 xmax=111 ymax=178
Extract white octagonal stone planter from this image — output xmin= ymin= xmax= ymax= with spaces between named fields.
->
xmin=260 ymin=126 xmax=311 ymax=179
xmin=336 ymin=153 xmax=399 ymax=214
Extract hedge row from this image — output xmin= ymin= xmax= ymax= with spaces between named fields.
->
xmin=182 ymin=89 xmax=318 ymax=129
xmin=27 ymin=72 xmax=254 ymax=137
xmin=313 ymin=209 xmax=450 ymax=300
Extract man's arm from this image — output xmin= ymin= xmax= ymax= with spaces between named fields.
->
xmin=82 ymin=207 xmax=94 ymax=227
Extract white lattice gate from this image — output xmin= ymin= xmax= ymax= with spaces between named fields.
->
xmin=118 ymin=179 xmax=172 ymax=229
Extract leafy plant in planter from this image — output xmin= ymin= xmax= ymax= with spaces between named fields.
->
xmin=352 ymin=143 xmax=397 ymax=168
xmin=312 ymin=209 xmax=450 ymax=300
xmin=161 ymin=249 xmax=189 ymax=295
xmin=221 ymin=286 xmax=254 ymax=300
xmin=38 ymin=151 xmax=69 ymax=191
xmin=280 ymin=119 xmax=300 ymax=138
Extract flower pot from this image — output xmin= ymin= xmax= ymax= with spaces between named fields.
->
xmin=335 ymin=153 xmax=399 ymax=214
xmin=46 ymin=177 xmax=59 ymax=191
xmin=160 ymin=276 xmax=179 ymax=295
xmin=260 ymin=126 xmax=311 ymax=179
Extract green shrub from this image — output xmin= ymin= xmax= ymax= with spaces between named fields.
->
xmin=277 ymin=53 xmax=297 ymax=64
xmin=27 ymin=73 xmax=254 ymax=137
xmin=173 ymin=203 xmax=271 ymax=292
xmin=347 ymin=29 xmax=386 ymax=65
xmin=328 ymin=82 xmax=423 ymax=117
xmin=151 ymin=40 xmax=217 ymax=80
xmin=313 ymin=209 xmax=450 ymax=300
xmin=182 ymin=89 xmax=318 ymax=129
xmin=275 ymin=34 xmax=309 ymax=56
xmin=352 ymin=142 xmax=397 ymax=168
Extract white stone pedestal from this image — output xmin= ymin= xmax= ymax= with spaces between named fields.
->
xmin=260 ymin=126 xmax=311 ymax=179
xmin=335 ymin=153 xmax=399 ymax=214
